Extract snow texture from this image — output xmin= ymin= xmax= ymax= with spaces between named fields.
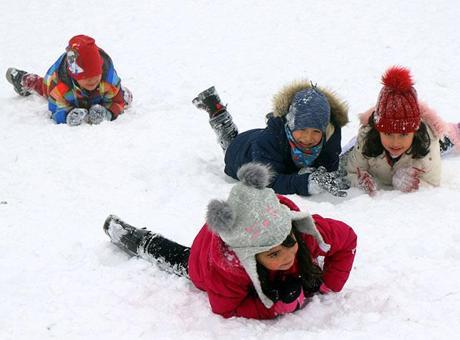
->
xmin=1 ymin=0 xmax=460 ymax=339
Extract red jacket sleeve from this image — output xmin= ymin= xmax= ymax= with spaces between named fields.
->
xmin=201 ymin=263 xmax=277 ymax=319
xmin=100 ymin=81 xmax=124 ymax=119
xmin=305 ymin=214 xmax=357 ymax=292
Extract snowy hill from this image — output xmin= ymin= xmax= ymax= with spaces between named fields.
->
xmin=1 ymin=1 xmax=459 ymax=339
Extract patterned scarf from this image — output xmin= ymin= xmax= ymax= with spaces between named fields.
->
xmin=285 ymin=124 xmax=324 ymax=168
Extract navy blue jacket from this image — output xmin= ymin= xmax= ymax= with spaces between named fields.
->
xmin=224 ymin=114 xmax=342 ymax=196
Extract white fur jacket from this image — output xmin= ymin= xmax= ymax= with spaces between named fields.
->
xmin=345 ymin=102 xmax=446 ymax=189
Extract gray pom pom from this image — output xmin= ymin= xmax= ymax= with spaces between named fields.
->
xmin=206 ymin=200 xmax=235 ymax=234
xmin=236 ymin=162 xmax=272 ymax=189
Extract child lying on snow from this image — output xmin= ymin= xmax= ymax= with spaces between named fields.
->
xmin=103 ymin=162 xmax=357 ymax=319
xmin=343 ymin=66 xmax=460 ymax=195
xmin=192 ymin=81 xmax=350 ymax=198
xmin=6 ymin=34 xmax=132 ymax=126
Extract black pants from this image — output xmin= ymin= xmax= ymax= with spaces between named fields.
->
xmin=137 ymin=233 xmax=190 ymax=278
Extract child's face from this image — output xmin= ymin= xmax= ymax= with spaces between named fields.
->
xmin=256 ymin=234 xmax=299 ymax=271
xmin=292 ymin=128 xmax=323 ymax=148
xmin=379 ymin=131 xmax=415 ymax=158
xmin=76 ymin=74 xmax=102 ymax=91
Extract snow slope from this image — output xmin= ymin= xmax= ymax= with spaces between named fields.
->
xmin=1 ymin=1 xmax=459 ymax=339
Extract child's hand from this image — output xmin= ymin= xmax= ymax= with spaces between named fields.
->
xmin=319 ymin=283 xmax=333 ymax=294
xmin=308 ymin=166 xmax=349 ymax=197
xmin=357 ymin=168 xmax=377 ymax=196
xmin=66 ymin=108 xmax=88 ymax=126
xmin=87 ymin=104 xmax=112 ymax=125
xmin=273 ymin=278 xmax=306 ymax=315
xmin=392 ymin=167 xmax=425 ymax=192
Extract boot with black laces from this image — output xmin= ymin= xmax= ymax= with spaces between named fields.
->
xmin=5 ymin=68 xmax=32 ymax=96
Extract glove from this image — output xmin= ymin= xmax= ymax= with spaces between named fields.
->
xmin=273 ymin=278 xmax=306 ymax=315
xmin=308 ymin=166 xmax=349 ymax=197
xmin=319 ymin=283 xmax=333 ymax=294
xmin=66 ymin=108 xmax=88 ymax=126
xmin=87 ymin=104 xmax=112 ymax=125
xmin=392 ymin=167 xmax=425 ymax=192
xmin=357 ymin=168 xmax=378 ymax=196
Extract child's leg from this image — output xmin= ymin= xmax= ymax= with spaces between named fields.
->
xmin=22 ymin=74 xmax=46 ymax=97
xmin=138 ymin=234 xmax=190 ymax=277
xmin=5 ymin=68 xmax=45 ymax=97
xmin=103 ymin=215 xmax=190 ymax=278
xmin=192 ymin=86 xmax=239 ymax=152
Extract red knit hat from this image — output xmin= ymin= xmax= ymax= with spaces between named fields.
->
xmin=374 ymin=66 xmax=421 ymax=133
xmin=66 ymin=35 xmax=103 ymax=80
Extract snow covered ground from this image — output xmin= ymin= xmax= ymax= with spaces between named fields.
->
xmin=1 ymin=0 xmax=459 ymax=339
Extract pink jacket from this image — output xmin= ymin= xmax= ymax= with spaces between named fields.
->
xmin=187 ymin=195 xmax=357 ymax=319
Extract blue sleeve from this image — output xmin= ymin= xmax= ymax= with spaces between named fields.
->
xmin=51 ymin=109 xmax=68 ymax=124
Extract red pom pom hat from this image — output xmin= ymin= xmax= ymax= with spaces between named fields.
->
xmin=66 ymin=35 xmax=103 ymax=80
xmin=374 ymin=66 xmax=421 ymax=133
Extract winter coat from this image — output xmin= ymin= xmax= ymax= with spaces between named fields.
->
xmin=43 ymin=49 xmax=125 ymax=124
xmin=224 ymin=81 xmax=349 ymax=196
xmin=187 ymin=195 xmax=357 ymax=320
xmin=345 ymin=102 xmax=442 ymax=188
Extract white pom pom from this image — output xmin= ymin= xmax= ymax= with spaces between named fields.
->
xmin=237 ymin=162 xmax=273 ymax=189
xmin=206 ymin=200 xmax=235 ymax=234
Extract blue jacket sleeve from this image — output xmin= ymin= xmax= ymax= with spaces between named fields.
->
xmin=51 ymin=109 xmax=68 ymax=124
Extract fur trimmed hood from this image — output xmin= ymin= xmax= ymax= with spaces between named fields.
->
xmin=272 ymin=80 xmax=349 ymax=128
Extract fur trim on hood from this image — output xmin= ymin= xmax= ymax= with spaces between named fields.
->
xmin=358 ymin=101 xmax=447 ymax=138
xmin=272 ymin=80 xmax=349 ymax=128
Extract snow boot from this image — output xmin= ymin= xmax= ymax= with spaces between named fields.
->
xmin=193 ymin=86 xmax=239 ymax=151
xmin=439 ymin=135 xmax=455 ymax=155
xmin=103 ymin=214 xmax=152 ymax=256
xmin=192 ymin=86 xmax=226 ymax=118
xmin=5 ymin=67 xmax=32 ymax=96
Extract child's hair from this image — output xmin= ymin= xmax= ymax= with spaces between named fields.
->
xmin=362 ymin=112 xmax=431 ymax=159
xmin=257 ymin=227 xmax=323 ymax=301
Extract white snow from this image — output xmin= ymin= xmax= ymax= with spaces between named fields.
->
xmin=1 ymin=0 xmax=460 ymax=339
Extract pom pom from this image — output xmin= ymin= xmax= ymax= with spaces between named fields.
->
xmin=236 ymin=162 xmax=272 ymax=189
xmin=206 ymin=200 xmax=235 ymax=234
xmin=381 ymin=66 xmax=414 ymax=92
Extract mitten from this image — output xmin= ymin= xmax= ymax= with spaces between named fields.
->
xmin=66 ymin=108 xmax=88 ymax=126
xmin=87 ymin=104 xmax=112 ymax=125
xmin=392 ymin=167 xmax=425 ymax=192
xmin=319 ymin=283 xmax=333 ymax=294
xmin=308 ymin=166 xmax=349 ymax=197
xmin=357 ymin=168 xmax=378 ymax=196
xmin=273 ymin=278 xmax=306 ymax=315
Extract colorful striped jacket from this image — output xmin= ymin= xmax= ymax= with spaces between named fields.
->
xmin=43 ymin=49 xmax=125 ymax=123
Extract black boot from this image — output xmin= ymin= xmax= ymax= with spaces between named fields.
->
xmin=103 ymin=215 xmax=152 ymax=256
xmin=5 ymin=68 xmax=32 ymax=96
xmin=439 ymin=136 xmax=455 ymax=155
xmin=192 ymin=86 xmax=226 ymax=118
xmin=209 ymin=111 xmax=239 ymax=151
xmin=193 ymin=86 xmax=239 ymax=151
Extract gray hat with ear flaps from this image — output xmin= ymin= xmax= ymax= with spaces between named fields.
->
xmin=206 ymin=162 xmax=330 ymax=308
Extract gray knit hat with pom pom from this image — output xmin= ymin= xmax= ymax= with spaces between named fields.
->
xmin=206 ymin=162 xmax=330 ymax=308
